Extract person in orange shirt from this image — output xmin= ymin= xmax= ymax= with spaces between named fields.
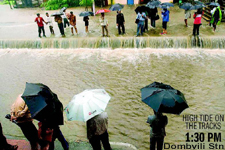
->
xmin=10 ymin=94 xmax=39 ymax=150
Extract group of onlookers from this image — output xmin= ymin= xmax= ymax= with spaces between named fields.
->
xmin=1 ymin=94 xmax=112 ymax=150
xmin=35 ymin=9 xmax=88 ymax=38
xmin=34 ymin=5 xmax=223 ymax=38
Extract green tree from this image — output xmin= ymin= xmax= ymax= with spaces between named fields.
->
xmin=79 ymin=0 xmax=94 ymax=6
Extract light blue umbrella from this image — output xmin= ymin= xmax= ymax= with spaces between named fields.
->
xmin=65 ymin=89 xmax=111 ymax=122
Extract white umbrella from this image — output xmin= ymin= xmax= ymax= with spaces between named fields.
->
xmin=65 ymin=89 xmax=111 ymax=122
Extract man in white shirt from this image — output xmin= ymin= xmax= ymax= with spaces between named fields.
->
xmin=62 ymin=9 xmax=70 ymax=28
xmin=46 ymin=12 xmax=54 ymax=34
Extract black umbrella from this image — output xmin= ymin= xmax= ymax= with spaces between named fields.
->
xmin=51 ymin=12 xmax=63 ymax=17
xmin=109 ymin=3 xmax=124 ymax=11
xmin=179 ymin=3 xmax=193 ymax=10
xmin=22 ymin=82 xmax=63 ymax=126
xmin=206 ymin=2 xmax=220 ymax=7
xmin=79 ymin=11 xmax=94 ymax=17
xmin=190 ymin=4 xmax=205 ymax=10
xmin=146 ymin=0 xmax=161 ymax=9
xmin=135 ymin=6 xmax=151 ymax=14
xmin=141 ymin=82 xmax=189 ymax=115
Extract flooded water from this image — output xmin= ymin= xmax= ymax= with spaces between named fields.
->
xmin=0 ymin=49 xmax=225 ymax=150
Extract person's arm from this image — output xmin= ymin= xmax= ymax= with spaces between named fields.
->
xmin=42 ymin=18 xmax=47 ymax=24
xmin=10 ymin=103 xmax=17 ymax=121
xmin=123 ymin=14 xmax=125 ymax=24
xmin=16 ymin=104 xmax=29 ymax=118
xmin=34 ymin=18 xmax=37 ymax=22
xmin=74 ymin=16 xmax=76 ymax=25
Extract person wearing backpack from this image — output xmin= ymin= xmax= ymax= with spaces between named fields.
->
xmin=147 ymin=111 xmax=168 ymax=150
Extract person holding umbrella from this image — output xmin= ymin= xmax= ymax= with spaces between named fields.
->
xmin=10 ymin=94 xmax=39 ymax=150
xmin=65 ymin=89 xmax=111 ymax=150
xmin=147 ymin=111 xmax=168 ymax=150
xmin=35 ymin=13 xmax=47 ymax=38
xmin=68 ymin=11 xmax=78 ymax=35
xmin=54 ymin=14 xmax=65 ymax=37
xmin=83 ymin=16 xmax=89 ymax=33
xmin=161 ymin=8 xmax=170 ymax=35
xmin=149 ymin=7 xmax=158 ymax=28
xmin=141 ymin=82 xmax=188 ymax=150
xmin=100 ymin=13 xmax=109 ymax=37
xmin=87 ymin=112 xmax=112 ymax=150
xmin=116 ymin=9 xmax=125 ymax=35
xmin=136 ymin=11 xmax=146 ymax=36
xmin=62 ymin=9 xmax=70 ymax=28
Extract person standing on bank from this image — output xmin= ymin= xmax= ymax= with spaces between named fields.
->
xmin=116 ymin=10 xmax=125 ymax=35
xmin=68 ymin=11 xmax=78 ymax=35
xmin=62 ymin=9 xmax=70 ymax=28
xmin=136 ymin=11 xmax=146 ymax=36
xmin=46 ymin=12 xmax=54 ymax=35
xmin=100 ymin=13 xmax=109 ymax=37
xmin=10 ymin=94 xmax=39 ymax=150
xmin=193 ymin=8 xmax=203 ymax=36
xmin=83 ymin=16 xmax=89 ymax=33
xmin=54 ymin=15 xmax=65 ymax=37
xmin=184 ymin=9 xmax=191 ymax=27
xmin=161 ymin=8 xmax=170 ymax=35
xmin=150 ymin=7 xmax=158 ymax=28
xmin=87 ymin=112 xmax=112 ymax=150
xmin=210 ymin=6 xmax=222 ymax=32
xmin=147 ymin=111 xmax=168 ymax=150
xmin=0 ymin=122 xmax=18 ymax=150
xmin=35 ymin=13 xmax=47 ymax=38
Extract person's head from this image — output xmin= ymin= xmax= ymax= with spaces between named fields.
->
xmin=46 ymin=12 xmax=49 ymax=17
xmin=197 ymin=8 xmax=202 ymax=14
xmin=154 ymin=110 xmax=162 ymax=117
xmin=37 ymin=13 xmax=40 ymax=17
xmin=70 ymin=11 xmax=73 ymax=15
xmin=163 ymin=8 xmax=167 ymax=12
xmin=63 ymin=9 xmax=66 ymax=12
xmin=101 ymin=13 xmax=105 ymax=17
xmin=118 ymin=9 xmax=121 ymax=14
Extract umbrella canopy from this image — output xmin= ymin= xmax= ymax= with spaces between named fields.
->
xmin=190 ymin=4 xmax=206 ymax=10
xmin=135 ymin=6 xmax=151 ymax=14
xmin=179 ymin=3 xmax=193 ymax=10
xmin=79 ymin=11 xmax=94 ymax=17
xmin=22 ymin=82 xmax=64 ymax=126
xmin=51 ymin=12 xmax=63 ymax=17
xmin=141 ymin=82 xmax=188 ymax=115
xmin=65 ymin=89 xmax=111 ymax=122
xmin=206 ymin=2 xmax=220 ymax=7
xmin=109 ymin=3 xmax=124 ymax=11
xmin=146 ymin=0 xmax=161 ymax=9
xmin=96 ymin=9 xmax=111 ymax=15
xmin=195 ymin=1 xmax=205 ymax=6
xmin=60 ymin=7 xmax=67 ymax=12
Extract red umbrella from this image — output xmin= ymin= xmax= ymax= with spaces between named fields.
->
xmin=95 ymin=9 xmax=111 ymax=15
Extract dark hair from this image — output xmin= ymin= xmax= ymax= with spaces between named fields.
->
xmin=37 ymin=13 xmax=40 ymax=16
xmin=101 ymin=13 xmax=105 ymax=17
xmin=197 ymin=8 xmax=202 ymax=14
xmin=46 ymin=12 xmax=48 ymax=14
xmin=70 ymin=11 xmax=73 ymax=14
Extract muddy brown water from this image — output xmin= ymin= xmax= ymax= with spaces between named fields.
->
xmin=0 ymin=49 xmax=225 ymax=150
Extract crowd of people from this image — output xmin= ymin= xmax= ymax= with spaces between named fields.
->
xmin=0 ymin=94 xmax=113 ymax=150
xmin=34 ymin=5 xmax=223 ymax=38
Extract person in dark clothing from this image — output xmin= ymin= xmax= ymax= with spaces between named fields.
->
xmin=147 ymin=111 xmax=168 ymax=150
xmin=144 ymin=11 xmax=149 ymax=32
xmin=49 ymin=126 xmax=69 ymax=150
xmin=149 ymin=7 xmax=158 ymax=28
xmin=116 ymin=10 xmax=125 ymax=35
xmin=87 ymin=112 xmax=112 ymax=150
xmin=0 ymin=123 xmax=18 ymax=150
xmin=193 ymin=8 xmax=203 ymax=36
xmin=83 ymin=16 xmax=89 ymax=33
xmin=54 ymin=15 xmax=65 ymax=37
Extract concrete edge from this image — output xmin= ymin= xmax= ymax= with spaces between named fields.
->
xmin=110 ymin=142 xmax=138 ymax=150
